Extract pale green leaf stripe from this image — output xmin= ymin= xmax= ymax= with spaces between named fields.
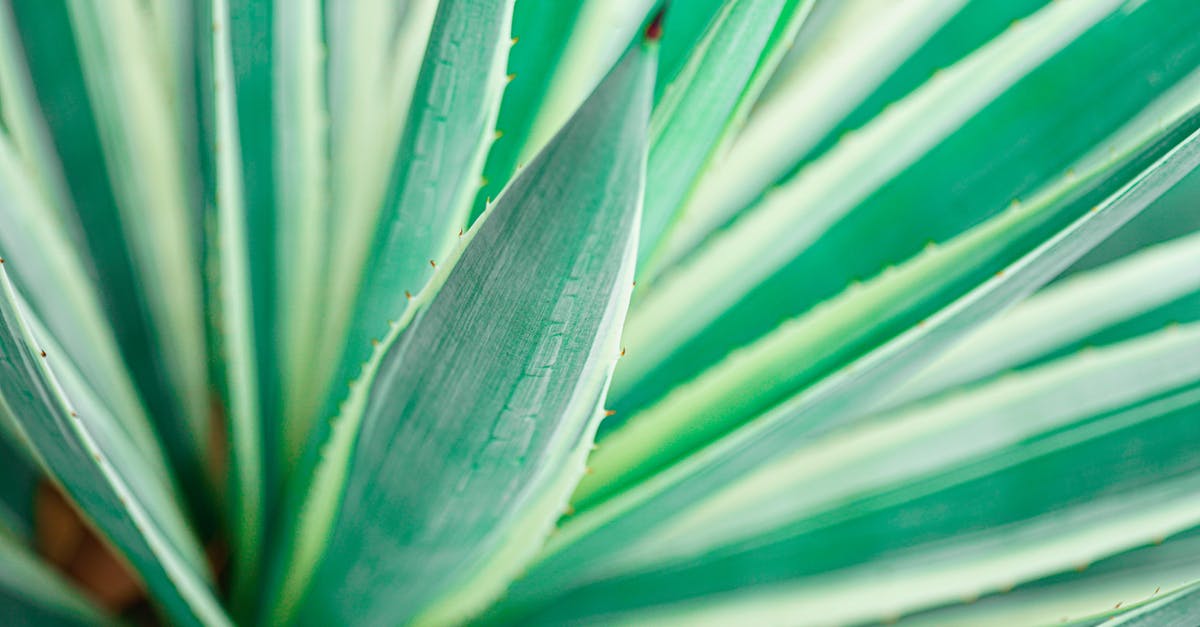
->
xmin=18 ymin=292 xmax=201 ymax=565
xmin=506 ymin=330 xmax=1200 ymax=623
xmin=209 ymin=0 xmax=266 ymax=608
xmin=271 ymin=36 xmax=654 ymax=626
xmin=615 ymin=322 xmax=1200 ymax=571
xmin=906 ymin=532 xmax=1200 ymax=626
xmin=501 ymin=322 xmax=1200 ymax=617
xmin=313 ymin=0 xmax=438 ymax=436
xmin=598 ymin=469 xmax=1200 ymax=627
xmin=0 ymin=130 xmax=167 ymax=479
xmin=145 ymin=0 xmax=195 ymax=107
xmin=63 ymin=0 xmax=210 ymax=463
xmin=618 ymin=0 xmax=1200 ymax=425
xmin=274 ymin=0 xmax=330 ymax=473
xmin=653 ymin=0 xmax=726 ymax=92
xmin=0 ymin=1 xmax=75 ymax=228
xmin=0 ymin=530 xmax=112 ymax=626
xmin=1103 ymin=581 xmax=1200 ymax=626
xmin=586 ymin=34 xmax=1200 ymax=504
xmin=303 ymin=0 xmax=514 ymax=459
xmin=514 ymin=102 xmax=1200 ymax=608
xmin=888 ymin=228 xmax=1200 ymax=411
xmin=620 ymin=0 xmax=1116 ymax=393
xmin=521 ymin=0 xmax=655 ymax=164
xmin=473 ymin=0 xmax=586 ymax=222
xmin=651 ymin=0 xmax=966 ymax=273
xmin=638 ymin=0 xmax=813 ymax=266
xmin=0 ymin=266 xmax=229 ymax=627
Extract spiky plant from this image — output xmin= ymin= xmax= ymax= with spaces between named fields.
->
xmin=3 ymin=0 xmax=1200 ymax=625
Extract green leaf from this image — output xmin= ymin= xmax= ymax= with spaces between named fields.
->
xmin=905 ymin=531 xmax=1200 ymax=625
xmin=0 ymin=264 xmax=229 ymax=627
xmin=583 ymin=76 xmax=1200 ymax=506
xmin=610 ymin=0 xmax=1200 ymax=446
xmin=615 ymin=324 xmax=1200 ymax=570
xmin=0 ymin=530 xmax=113 ymax=626
xmin=521 ymin=0 xmax=655 ymax=163
xmin=265 ymin=33 xmax=656 ymax=626
xmin=886 ymin=229 xmax=1200 ymax=411
xmin=63 ymin=0 xmax=211 ymax=472
xmin=652 ymin=0 xmax=967 ymax=271
xmin=505 ymin=94 xmax=1200 ymax=613
xmin=9 ymin=0 xmax=212 ymax=509
xmin=653 ymin=0 xmax=726 ymax=95
xmin=303 ymin=0 xmax=514 ymax=459
xmin=0 ymin=435 xmax=36 ymax=542
xmin=638 ymin=0 xmax=813 ymax=267
xmin=504 ymin=325 xmax=1200 ymax=624
xmin=473 ymin=0 xmax=586 ymax=222
xmin=202 ymin=0 xmax=268 ymax=609
xmin=1102 ymin=581 xmax=1200 ymax=626
xmin=0 ymin=0 xmax=75 ymax=229
xmin=274 ymin=0 xmax=330 ymax=479
xmin=307 ymin=0 xmax=439 ymax=448
xmin=0 ymin=124 xmax=169 ymax=486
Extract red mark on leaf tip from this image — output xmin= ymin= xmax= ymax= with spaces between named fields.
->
xmin=645 ymin=5 xmax=666 ymax=41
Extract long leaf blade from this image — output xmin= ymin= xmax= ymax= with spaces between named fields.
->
xmin=0 ymin=264 xmax=229 ymax=627
xmin=506 ymin=95 xmax=1200 ymax=614
xmin=269 ymin=26 xmax=656 ymax=626
xmin=303 ymin=0 xmax=514 ymax=460
xmin=638 ymin=0 xmax=813 ymax=266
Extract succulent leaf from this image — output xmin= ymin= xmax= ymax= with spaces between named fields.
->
xmin=267 ymin=29 xmax=655 ymax=626
xmin=512 ymin=100 xmax=1200 ymax=614
xmin=1 ymin=0 xmax=1199 ymax=624
xmin=0 ymin=265 xmax=228 ymax=627
xmin=309 ymin=0 xmax=515 ymax=461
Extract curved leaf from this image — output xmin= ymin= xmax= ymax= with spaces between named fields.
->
xmin=1103 ymin=581 xmax=1200 ymax=626
xmin=505 ymin=325 xmax=1200 ymax=624
xmin=267 ymin=30 xmax=656 ymax=626
xmin=310 ymin=0 xmax=439 ymax=445
xmin=305 ymin=0 xmax=515 ymax=460
xmin=0 ymin=264 xmax=229 ymax=627
xmin=906 ymin=531 xmax=1200 ymax=625
xmin=887 ymin=229 xmax=1200 ymax=410
xmin=653 ymin=0 xmax=966 ymax=270
xmin=617 ymin=0 xmax=1200 ymax=426
xmin=638 ymin=0 xmax=813 ymax=266
xmin=506 ymin=96 xmax=1200 ymax=613
xmin=9 ymin=0 xmax=211 ymax=509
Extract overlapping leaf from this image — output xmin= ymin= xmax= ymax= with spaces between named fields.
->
xmin=0 ymin=264 xmax=228 ymax=627
xmin=264 ymin=30 xmax=655 ymax=626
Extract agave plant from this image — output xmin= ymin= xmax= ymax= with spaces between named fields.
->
xmin=3 ymin=0 xmax=1200 ymax=624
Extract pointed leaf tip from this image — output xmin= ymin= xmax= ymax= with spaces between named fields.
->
xmin=645 ymin=5 xmax=666 ymax=42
